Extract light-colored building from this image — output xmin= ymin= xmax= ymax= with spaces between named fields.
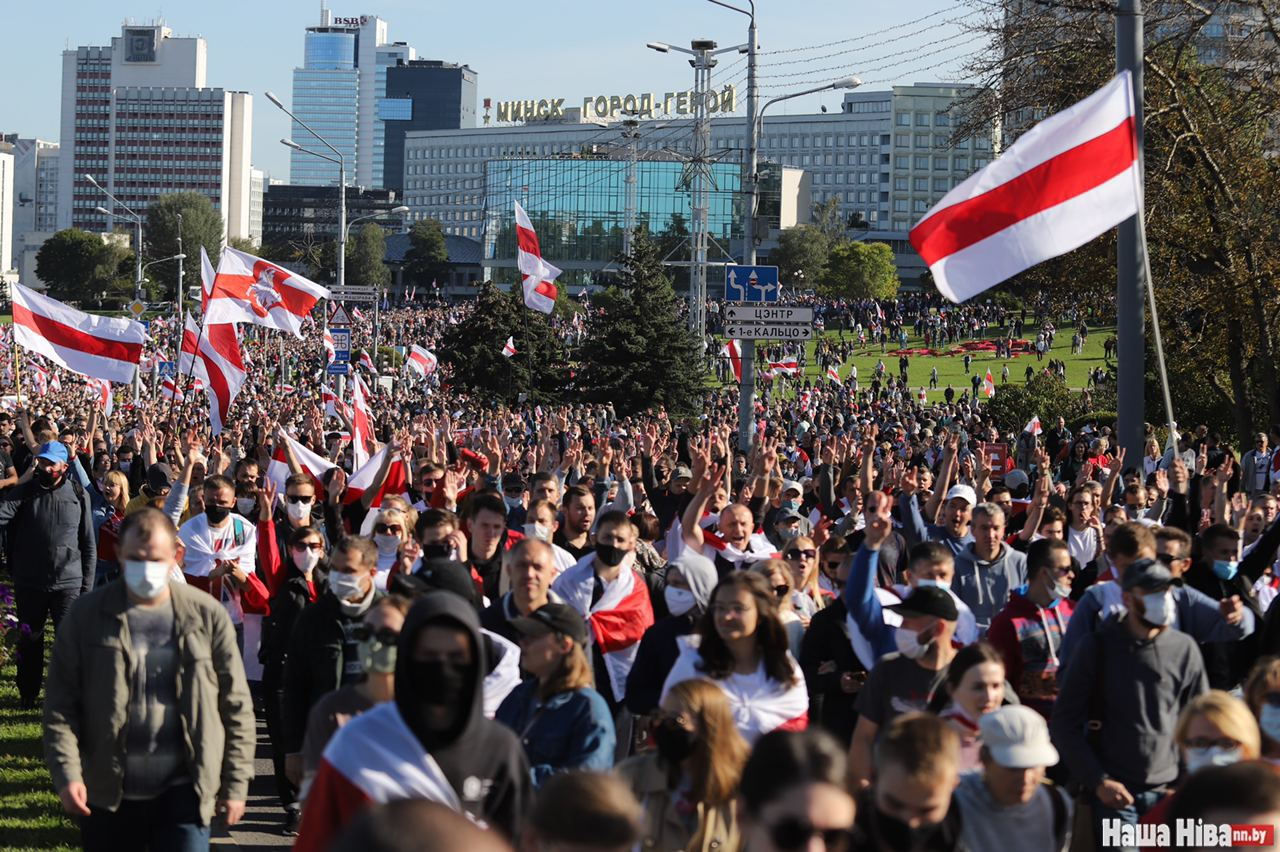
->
xmin=0 ymin=151 xmax=14 ymax=278
xmin=1 ymin=137 xmax=59 ymax=283
xmin=57 ymin=22 xmax=252 ymax=242
xmin=249 ymin=167 xmax=265 ymax=245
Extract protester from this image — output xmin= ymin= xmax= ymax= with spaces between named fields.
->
xmin=953 ymin=502 xmax=1028 ymax=635
xmin=522 ymin=771 xmax=642 ymax=852
xmin=799 ymin=535 xmax=865 ymax=744
xmin=931 ymin=642 xmax=1009 ymax=770
xmin=330 ymin=800 xmax=510 ymax=852
xmin=482 ymin=537 xmax=560 ymax=644
xmin=739 ymin=728 xmax=857 ymax=852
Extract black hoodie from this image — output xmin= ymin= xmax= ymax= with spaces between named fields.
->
xmin=395 ymin=591 xmax=532 ymax=839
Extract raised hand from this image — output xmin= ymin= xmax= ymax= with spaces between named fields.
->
xmin=862 ymin=491 xmax=893 ymax=550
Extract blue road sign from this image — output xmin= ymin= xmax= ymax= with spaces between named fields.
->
xmin=157 ymin=361 xmax=177 ymax=378
xmin=725 ymin=265 xmax=780 ymax=302
xmin=326 ymin=363 xmax=351 ymax=376
xmin=330 ymin=328 xmax=352 ymax=363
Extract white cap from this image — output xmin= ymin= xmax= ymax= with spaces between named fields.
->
xmin=781 ymin=479 xmax=803 ymax=496
xmin=945 ymin=484 xmax=978 ymax=506
xmin=979 ymin=706 xmax=1059 ymax=769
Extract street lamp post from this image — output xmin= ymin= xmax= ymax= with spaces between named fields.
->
xmin=88 ymin=174 xmax=149 ymax=402
xmin=345 ymin=206 xmax=410 ymax=370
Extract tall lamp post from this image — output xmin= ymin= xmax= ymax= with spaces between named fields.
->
xmin=346 ymin=206 xmax=410 ymax=368
xmin=736 ymin=75 xmax=861 ymax=450
xmin=88 ymin=175 xmax=148 ymax=402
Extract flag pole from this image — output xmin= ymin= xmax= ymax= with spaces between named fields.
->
xmin=1138 ymin=208 xmax=1177 ymax=445
xmin=1116 ymin=0 xmax=1146 ymax=463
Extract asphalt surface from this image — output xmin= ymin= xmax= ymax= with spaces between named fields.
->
xmin=211 ymin=716 xmax=294 ymax=849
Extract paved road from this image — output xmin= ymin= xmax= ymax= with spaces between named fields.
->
xmin=211 ymin=716 xmax=293 ymax=850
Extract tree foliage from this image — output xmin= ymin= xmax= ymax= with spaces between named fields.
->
xmin=403 ymin=219 xmax=450 ymax=289
xmin=577 ymin=231 xmax=705 ymax=416
xmin=773 ymin=225 xmax=831 ymax=288
xmin=35 ymin=229 xmax=133 ymax=304
xmin=145 ymin=193 xmax=224 ymax=296
xmin=438 ymin=281 xmax=569 ymax=403
xmin=983 ymin=373 xmax=1082 ymax=435
xmin=818 ymin=241 xmax=900 ymax=301
xmin=348 ymin=223 xmax=390 ymax=290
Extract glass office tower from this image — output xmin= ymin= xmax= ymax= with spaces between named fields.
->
xmin=289 ymin=27 xmax=358 ymax=186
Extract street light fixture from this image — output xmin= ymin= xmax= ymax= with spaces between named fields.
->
xmin=85 ymin=172 xmax=148 ymax=402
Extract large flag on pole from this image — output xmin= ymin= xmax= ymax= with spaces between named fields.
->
xmin=204 ymin=247 xmax=330 ymax=338
xmin=12 ymin=284 xmax=145 ymax=383
xmin=502 ymin=336 xmax=517 ymax=358
xmin=179 ymin=316 xmax=248 ymax=436
xmin=515 ymin=201 xmax=561 ymax=314
xmin=720 ymin=340 xmax=743 ymax=383
xmin=910 ymin=71 xmax=1140 ymax=303
xmin=406 ymin=345 xmax=438 ymax=377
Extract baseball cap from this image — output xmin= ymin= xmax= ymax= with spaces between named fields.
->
xmin=781 ymin=479 xmax=803 ymax=497
xmin=1121 ymin=558 xmax=1173 ymax=593
xmin=391 ymin=558 xmax=477 ymax=606
xmin=34 ymin=441 xmax=69 ymax=465
xmin=885 ymin=586 xmax=959 ymax=621
xmin=980 ymin=706 xmax=1060 ymax=769
xmin=511 ymin=603 xmax=589 ymax=647
xmin=501 ymin=472 xmax=527 ymax=493
xmin=777 ymin=508 xmax=805 ymax=524
xmin=147 ymin=463 xmax=175 ymax=493
xmin=945 ymin=484 xmax=978 ymax=506
xmin=1003 ymin=469 xmax=1030 ymax=491
xmin=672 ymin=466 xmax=693 ymax=482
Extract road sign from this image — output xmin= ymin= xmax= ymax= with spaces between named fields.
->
xmin=326 ymin=362 xmax=351 ymax=376
xmin=725 ymin=323 xmax=814 ymax=341
xmin=328 ymin=303 xmax=353 ymax=326
xmin=724 ymin=265 xmax=780 ymax=303
xmin=127 ymin=300 xmax=147 ymax=317
xmin=330 ymin=328 xmax=352 ymax=362
xmin=723 ymin=304 xmax=814 ymax=324
xmin=157 ymin=361 xmax=177 ymax=378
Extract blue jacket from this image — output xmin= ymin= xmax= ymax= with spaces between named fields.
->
xmin=898 ymin=493 xmax=974 ymax=557
xmin=496 ymin=681 xmax=616 ymax=788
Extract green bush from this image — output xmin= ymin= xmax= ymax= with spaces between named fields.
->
xmin=1068 ymin=411 xmax=1117 ymax=433
xmin=378 ymin=346 xmax=404 ymax=371
xmin=984 ymin=373 xmax=1079 ymax=434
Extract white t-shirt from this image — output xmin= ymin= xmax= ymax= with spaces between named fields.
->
xmin=1067 ymin=525 xmax=1099 ymax=567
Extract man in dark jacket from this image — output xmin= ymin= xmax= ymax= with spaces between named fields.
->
xmin=1050 ymin=559 xmax=1208 ymax=843
xmin=282 ymin=536 xmax=381 ymax=787
xmin=799 ymin=540 xmax=865 ymax=744
xmin=0 ymin=441 xmax=95 ymax=708
xmin=295 ymin=591 xmax=532 ymax=849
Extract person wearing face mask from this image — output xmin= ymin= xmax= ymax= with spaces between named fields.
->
xmin=0 ymin=441 xmax=96 ymax=709
xmin=496 ymin=603 xmax=616 ymax=786
xmin=1189 ymin=521 xmax=1278 ymax=690
xmin=299 ymin=596 xmax=412 ymax=796
xmin=264 ymin=473 xmax=328 ymax=566
xmin=517 ymin=498 xmax=576 ymax=575
xmin=501 ymin=472 xmax=528 ymax=530
xmin=371 ymin=507 xmax=413 ymax=591
xmin=43 ymin=508 xmax=254 ymax=849
xmin=232 ymin=457 xmax=261 ymax=519
xmin=625 ymin=551 xmax=719 ymax=717
xmin=1050 ymin=559 xmax=1209 ymax=848
xmin=764 ymin=481 xmax=812 ymax=548
xmin=987 ymin=539 xmax=1076 ymax=719
xmin=282 ymin=537 xmax=383 ymax=799
xmin=617 ymin=679 xmax=748 ymax=851
xmin=294 ymin=591 xmax=532 ymax=850
xmin=1135 ymin=691 xmax=1261 ymax=844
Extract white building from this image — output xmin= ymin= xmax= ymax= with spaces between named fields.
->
xmin=249 ymin=167 xmax=265 ymax=245
xmin=1 ymin=137 xmax=59 ymax=283
xmin=0 ymin=151 xmax=14 ymax=278
xmin=57 ymin=22 xmax=253 ymax=242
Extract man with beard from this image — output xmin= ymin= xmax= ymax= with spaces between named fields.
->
xmin=0 ymin=441 xmax=95 ymax=708
xmin=294 ymin=591 xmax=531 ymax=849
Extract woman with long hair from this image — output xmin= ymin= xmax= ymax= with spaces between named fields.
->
xmin=659 ymin=572 xmax=809 ymax=744
xmin=617 ymin=679 xmax=750 ymax=851
xmin=496 ymin=602 xmax=616 ymax=786
xmin=752 ymin=558 xmax=805 ymax=658
xmin=929 ymin=642 xmax=1008 ymax=771
xmin=1065 ymin=484 xmax=1104 ymax=568
xmin=93 ymin=469 xmax=131 ymax=586
xmin=370 ymin=506 xmax=413 ymax=590
xmin=783 ymin=534 xmax=828 ymax=618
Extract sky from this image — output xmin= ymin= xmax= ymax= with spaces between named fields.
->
xmin=2 ymin=0 xmax=980 ymax=179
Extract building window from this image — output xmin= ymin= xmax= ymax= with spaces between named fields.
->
xmin=894 ymin=199 xmax=908 ymax=212
xmin=895 ymin=134 xmax=909 ymax=148
xmin=914 ymin=155 xmax=929 ymax=169
xmin=916 ymin=113 xmax=930 ymax=126
xmin=933 ymin=156 xmax=949 ymax=170
xmin=935 ymin=113 xmax=950 ymax=126
xmin=895 ymin=177 xmax=908 ymax=191
xmin=913 ymin=177 xmax=928 ymax=191
xmin=934 ymin=177 xmax=950 ymax=192
xmin=915 ymin=134 xmax=930 ymax=148
xmin=914 ymin=199 xmax=929 ymax=213
xmin=896 ymin=113 xmax=910 ymax=126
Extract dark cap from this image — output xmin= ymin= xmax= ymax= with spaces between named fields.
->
xmin=147 ymin=463 xmax=175 ymax=493
xmin=501 ymin=472 xmax=527 ymax=493
xmin=886 ymin=586 xmax=959 ymax=621
xmin=1121 ymin=558 xmax=1173 ymax=593
xmin=391 ymin=558 xmax=477 ymax=606
xmin=510 ymin=602 xmax=589 ymax=647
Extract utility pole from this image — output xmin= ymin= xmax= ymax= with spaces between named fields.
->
xmin=621 ymin=117 xmax=641 ymax=260
xmin=688 ymin=40 xmax=717 ymax=343
xmin=1116 ymin=0 xmax=1146 ymax=460
xmin=175 ymin=212 xmax=184 ymax=349
xmin=738 ymin=13 xmax=759 ymax=452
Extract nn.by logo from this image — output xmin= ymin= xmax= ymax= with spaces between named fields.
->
xmin=1101 ymin=819 xmax=1276 ymax=847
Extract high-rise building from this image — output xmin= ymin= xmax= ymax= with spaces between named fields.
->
xmin=0 ymin=150 xmax=14 ymax=277
xmin=249 ymin=167 xmax=265 ymax=245
xmin=262 ymin=184 xmax=404 ymax=246
xmin=1 ymin=137 xmax=60 ymax=281
xmin=381 ymin=60 xmax=477 ymax=193
xmin=56 ymin=22 xmax=253 ymax=242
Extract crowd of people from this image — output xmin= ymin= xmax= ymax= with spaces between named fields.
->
xmin=6 ymin=297 xmax=1280 ymax=852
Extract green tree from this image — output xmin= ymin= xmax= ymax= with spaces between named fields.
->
xmin=577 ymin=231 xmax=705 ymax=416
xmin=772 ymin=225 xmax=832 ymax=288
xmin=348 ymin=223 xmax=390 ymax=290
xmin=402 ymin=219 xmax=450 ymax=289
xmin=226 ymin=236 xmax=258 ymax=254
xmin=35 ymin=229 xmax=132 ymax=303
xmin=984 ymin=373 xmax=1080 ymax=436
xmin=145 ymin=193 xmax=224 ymax=296
xmin=818 ymin=241 xmax=899 ymax=300
xmin=438 ymin=281 xmax=569 ymax=402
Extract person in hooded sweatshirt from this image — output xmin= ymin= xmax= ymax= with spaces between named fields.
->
xmin=1050 ymin=559 xmax=1208 ymax=845
xmin=952 ymin=502 xmax=1028 ymax=636
xmin=625 ymin=550 xmax=719 ymax=717
xmin=294 ymin=590 xmax=532 ymax=851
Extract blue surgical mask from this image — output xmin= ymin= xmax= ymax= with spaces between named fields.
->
xmin=781 ymin=499 xmax=801 ymax=513
xmin=915 ymin=578 xmax=951 ymax=592
xmin=1212 ymin=560 xmax=1239 ymax=582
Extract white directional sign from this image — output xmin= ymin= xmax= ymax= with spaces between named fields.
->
xmin=723 ymin=305 xmax=814 ymax=324
xmin=725 ymin=323 xmax=814 ymax=341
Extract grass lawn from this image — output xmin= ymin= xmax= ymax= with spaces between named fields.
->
xmin=0 ymin=653 xmax=77 ymax=852
xmin=722 ymin=324 xmax=1116 ymax=402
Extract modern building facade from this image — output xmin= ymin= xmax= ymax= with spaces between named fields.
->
xmin=56 ymin=23 xmax=253 ymax=242
xmin=1 ymin=137 xmax=60 ymax=281
xmin=249 ymin=167 xmax=265 ymax=245
xmin=0 ymin=151 xmax=14 ymax=277
xmin=382 ymin=60 xmax=478 ymax=193
xmin=402 ymin=83 xmax=993 ymax=287
xmin=262 ymin=183 xmax=404 ymax=246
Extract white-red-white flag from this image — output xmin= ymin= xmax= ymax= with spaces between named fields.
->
xmin=826 ymin=365 xmax=842 ymax=385
xmin=406 ymin=345 xmax=438 ymax=378
xmin=982 ymin=368 xmax=996 ymax=399
xmin=266 ymin=430 xmax=338 ymax=496
xmin=179 ymin=316 xmax=248 ymax=436
xmin=1024 ymin=416 xmax=1043 ymax=435
xmin=323 ymin=328 xmax=336 ymax=364
xmin=910 ymin=71 xmax=1139 ymax=303
xmin=350 ymin=373 xmax=374 ymax=470
xmin=358 ymin=350 xmax=377 ymax=373
xmin=342 ymin=442 xmax=411 ymax=509
xmin=85 ymin=378 xmax=114 ymax=417
xmin=12 ymin=284 xmax=145 ymax=384
xmin=200 ymin=245 xmax=216 ymax=310
xmin=161 ymin=376 xmax=185 ymax=401
xmin=352 ymin=307 xmax=367 ymax=322
xmin=515 ymin=201 xmax=561 ymax=314
xmin=203 ymin=246 xmax=329 ymax=338
xmin=322 ymin=382 xmax=350 ymax=420
xmin=720 ymin=340 xmax=742 ymax=383
xmin=502 ymin=336 xmax=517 ymax=358
xmin=767 ymin=358 xmax=799 ymax=376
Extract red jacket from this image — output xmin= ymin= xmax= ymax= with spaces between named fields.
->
xmin=986 ymin=592 xmax=1074 ymax=718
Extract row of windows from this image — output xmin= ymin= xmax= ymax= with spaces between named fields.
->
xmin=896 ymin=112 xmax=951 ymax=127
xmin=114 ymin=118 xmax=225 ymax=128
xmin=893 ymin=155 xmax=987 ymax=171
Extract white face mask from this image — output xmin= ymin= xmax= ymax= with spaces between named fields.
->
xmin=1184 ymin=745 xmax=1242 ymax=774
xmin=914 ymin=578 xmax=951 ymax=592
xmin=504 ymin=495 xmax=524 ymax=512
xmin=236 ymin=497 xmax=257 ymax=515
xmin=329 ymin=571 xmax=367 ymax=602
xmin=664 ymin=586 xmax=697 ymax=617
xmin=123 ymin=559 xmax=170 ymax=600
xmin=286 ymin=499 xmax=313 ymax=523
xmin=291 ymin=548 xmax=322 ymax=575
xmin=1139 ymin=589 xmax=1176 ymax=627
xmin=895 ymin=627 xmax=931 ymax=660
xmin=1261 ymin=705 xmax=1280 ymax=746
xmin=523 ymin=522 xmax=551 ymax=543
xmin=374 ymin=533 xmax=401 ymax=556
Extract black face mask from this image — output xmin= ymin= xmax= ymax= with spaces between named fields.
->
xmin=594 ymin=543 xmax=628 ymax=568
xmin=652 ymin=718 xmax=698 ymax=764
xmin=420 ymin=542 xmax=451 ymax=560
xmin=397 ymin=657 xmax=471 ymax=749
xmin=205 ymin=505 xmax=232 ymax=524
xmin=871 ymin=807 xmax=945 ymax=851
xmin=35 ymin=468 xmax=60 ymax=490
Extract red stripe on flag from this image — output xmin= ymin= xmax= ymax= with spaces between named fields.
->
xmin=13 ymin=303 xmax=143 ymax=363
xmin=911 ymin=117 xmax=1136 ymax=265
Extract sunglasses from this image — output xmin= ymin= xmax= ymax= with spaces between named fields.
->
xmin=375 ymin=524 xmax=403 ymax=536
xmin=784 ymin=549 xmax=817 ymax=561
xmin=290 ymin=542 xmax=325 ymax=553
xmin=285 ymin=494 xmax=314 ymax=504
xmin=767 ymin=819 xmax=851 ymax=851
xmin=351 ymin=625 xmax=400 ymax=644
xmin=773 ymin=584 xmax=790 ymax=599
xmin=823 ymin=560 xmax=844 ymax=573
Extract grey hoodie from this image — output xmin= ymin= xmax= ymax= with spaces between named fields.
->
xmin=1049 ymin=614 xmax=1208 ymax=791
xmin=953 ymin=543 xmax=1027 ymax=635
